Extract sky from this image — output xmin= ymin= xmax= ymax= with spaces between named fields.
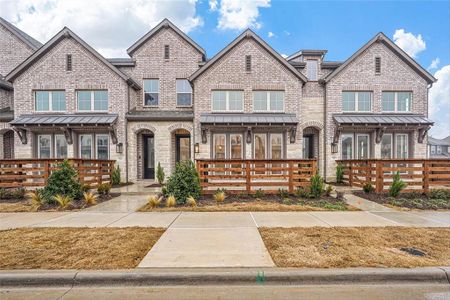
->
xmin=1 ymin=0 xmax=449 ymax=138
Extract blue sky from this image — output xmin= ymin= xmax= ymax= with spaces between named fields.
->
xmin=1 ymin=0 xmax=449 ymax=137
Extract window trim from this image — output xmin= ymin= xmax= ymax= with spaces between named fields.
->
xmin=395 ymin=133 xmax=409 ymax=159
xmin=382 ymin=91 xmax=413 ymax=112
xmin=143 ymin=79 xmax=160 ymax=107
xmin=34 ymin=90 xmax=66 ymax=112
xmin=229 ymin=133 xmax=244 ymax=159
xmin=211 ymin=90 xmax=244 ymax=112
xmin=176 ymin=79 xmax=192 ymax=107
xmin=76 ymin=90 xmax=108 ymax=112
xmin=356 ymin=133 xmax=370 ymax=159
xmin=37 ymin=134 xmax=53 ymax=158
xmin=252 ymin=133 xmax=285 ymax=159
xmin=342 ymin=91 xmax=373 ymax=112
xmin=54 ymin=134 xmax=68 ymax=159
xmin=252 ymin=90 xmax=285 ymax=113
xmin=380 ymin=133 xmax=393 ymax=159
xmin=341 ymin=133 xmax=354 ymax=159
xmin=213 ymin=133 xmax=227 ymax=159
xmin=96 ymin=134 xmax=110 ymax=160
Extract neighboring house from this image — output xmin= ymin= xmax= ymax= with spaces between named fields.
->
xmin=1 ymin=18 xmax=437 ymax=182
xmin=428 ymin=136 xmax=450 ymax=158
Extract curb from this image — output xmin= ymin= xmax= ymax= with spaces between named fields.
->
xmin=1 ymin=267 xmax=449 ymax=287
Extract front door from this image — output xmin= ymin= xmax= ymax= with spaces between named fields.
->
xmin=143 ymin=134 xmax=155 ymax=179
xmin=176 ymin=135 xmax=191 ymax=163
xmin=303 ymin=135 xmax=314 ymax=159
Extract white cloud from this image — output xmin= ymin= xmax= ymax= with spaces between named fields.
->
xmin=429 ymin=65 xmax=450 ymax=139
xmin=0 ymin=0 xmax=203 ymax=57
xmin=283 ymin=30 xmax=291 ymax=36
xmin=209 ymin=0 xmax=218 ymax=11
xmin=393 ymin=29 xmax=426 ymax=58
xmin=428 ymin=58 xmax=440 ymax=71
xmin=268 ymin=31 xmax=274 ymax=38
xmin=216 ymin=0 xmax=271 ymax=30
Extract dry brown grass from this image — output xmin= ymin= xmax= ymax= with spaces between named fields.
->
xmin=260 ymin=227 xmax=450 ymax=268
xmin=0 ymin=201 xmax=37 ymax=212
xmin=0 ymin=227 xmax=165 ymax=269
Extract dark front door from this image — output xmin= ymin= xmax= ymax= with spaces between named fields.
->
xmin=143 ymin=134 xmax=155 ymax=179
xmin=176 ymin=135 xmax=191 ymax=163
xmin=303 ymin=135 xmax=314 ymax=159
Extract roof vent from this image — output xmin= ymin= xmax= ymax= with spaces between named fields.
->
xmin=164 ymin=45 xmax=170 ymax=59
xmin=245 ymin=55 xmax=251 ymax=72
xmin=375 ymin=57 xmax=381 ymax=74
xmin=66 ymin=54 xmax=72 ymax=71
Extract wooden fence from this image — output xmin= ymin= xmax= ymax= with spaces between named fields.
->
xmin=196 ymin=159 xmax=317 ymax=194
xmin=336 ymin=159 xmax=450 ymax=193
xmin=0 ymin=159 xmax=115 ymax=189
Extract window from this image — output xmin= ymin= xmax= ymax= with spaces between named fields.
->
xmin=382 ymin=92 xmax=412 ymax=112
xmin=96 ymin=134 xmax=109 ymax=159
xmin=341 ymin=134 xmax=353 ymax=159
xmin=356 ymin=134 xmax=370 ymax=159
xmin=213 ymin=134 xmax=226 ymax=159
xmin=375 ymin=57 xmax=381 ymax=74
xmin=270 ymin=134 xmax=283 ymax=159
xmin=79 ymin=134 xmax=109 ymax=159
xmin=252 ymin=133 xmax=285 ymax=159
xmin=164 ymin=45 xmax=170 ymax=59
xmin=79 ymin=134 xmax=93 ymax=159
xmin=66 ymin=54 xmax=72 ymax=71
xmin=342 ymin=92 xmax=372 ymax=112
xmin=77 ymin=90 xmax=108 ymax=111
xmin=254 ymin=134 xmax=267 ymax=159
xmin=230 ymin=134 xmax=243 ymax=159
xmin=437 ymin=146 xmax=442 ymax=154
xmin=252 ymin=91 xmax=284 ymax=112
xmin=35 ymin=91 xmax=66 ymax=112
xmin=381 ymin=134 xmax=393 ymax=159
xmin=211 ymin=133 xmax=244 ymax=159
xmin=55 ymin=134 xmax=68 ymax=158
xmin=176 ymin=79 xmax=192 ymax=106
xmin=306 ymin=60 xmax=318 ymax=80
xmin=245 ymin=55 xmax=251 ymax=72
xmin=431 ymin=145 xmax=436 ymax=154
xmin=38 ymin=135 xmax=52 ymax=158
xmin=212 ymin=90 xmax=243 ymax=112
xmin=37 ymin=134 xmax=68 ymax=158
xmin=143 ymin=79 xmax=159 ymax=106
xmin=395 ymin=134 xmax=408 ymax=158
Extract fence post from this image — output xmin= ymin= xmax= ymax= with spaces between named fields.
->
xmin=348 ymin=162 xmax=353 ymax=186
xmin=288 ymin=161 xmax=294 ymax=194
xmin=43 ymin=161 xmax=50 ymax=186
xmin=97 ymin=161 xmax=102 ymax=186
xmin=109 ymin=161 xmax=114 ymax=184
xmin=246 ymin=160 xmax=251 ymax=194
xmin=423 ymin=161 xmax=429 ymax=194
xmin=375 ymin=161 xmax=383 ymax=193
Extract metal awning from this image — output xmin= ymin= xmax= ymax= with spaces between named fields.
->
xmin=200 ymin=113 xmax=298 ymax=126
xmin=126 ymin=110 xmax=193 ymax=121
xmin=10 ymin=114 xmax=118 ymax=127
xmin=333 ymin=114 xmax=434 ymax=126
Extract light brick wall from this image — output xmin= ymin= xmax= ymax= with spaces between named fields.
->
xmin=192 ymin=37 xmax=304 ymax=159
xmin=324 ymin=41 xmax=429 ymax=181
xmin=0 ymin=88 xmax=13 ymax=109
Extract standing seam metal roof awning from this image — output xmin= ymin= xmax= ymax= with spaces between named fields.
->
xmin=333 ymin=114 xmax=434 ymax=126
xmin=9 ymin=114 xmax=118 ymax=126
xmin=200 ymin=113 xmax=298 ymax=125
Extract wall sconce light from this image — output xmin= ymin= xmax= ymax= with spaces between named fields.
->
xmin=201 ymin=129 xmax=207 ymax=144
xmin=116 ymin=142 xmax=123 ymax=153
xmin=194 ymin=143 xmax=200 ymax=154
xmin=289 ymin=127 xmax=297 ymax=144
xmin=246 ymin=127 xmax=252 ymax=144
xmin=331 ymin=143 xmax=338 ymax=154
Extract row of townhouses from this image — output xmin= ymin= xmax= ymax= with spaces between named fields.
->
xmin=0 ymin=17 xmax=436 ymax=182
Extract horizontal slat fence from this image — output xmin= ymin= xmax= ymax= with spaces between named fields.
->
xmin=0 ymin=159 xmax=115 ymax=189
xmin=196 ymin=159 xmax=317 ymax=194
xmin=336 ymin=159 xmax=450 ymax=193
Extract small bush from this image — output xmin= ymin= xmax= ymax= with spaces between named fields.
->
xmin=81 ymin=184 xmax=90 ymax=193
xmin=336 ymin=164 xmax=344 ymax=184
xmin=278 ymin=188 xmax=289 ymax=199
xmin=363 ymin=183 xmax=374 ymax=194
xmin=83 ymin=192 xmax=97 ymax=206
xmin=0 ymin=188 xmax=26 ymax=199
xmin=214 ymin=190 xmax=226 ymax=202
xmin=148 ymin=195 xmax=162 ymax=208
xmin=310 ymin=173 xmax=325 ymax=199
xmin=325 ymin=185 xmax=333 ymax=197
xmin=389 ymin=172 xmax=407 ymax=198
xmin=295 ymin=187 xmax=310 ymax=198
xmin=42 ymin=160 xmax=82 ymax=202
xmin=27 ymin=190 xmax=44 ymax=211
xmin=53 ymin=194 xmax=72 ymax=210
xmin=165 ymin=160 xmax=201 ymax=205
xmin=429 ymin=189 xmax=450 ymax=200
xmin=156 ymin=162 xmax=165 ymax=185
xmin=187 ymin=196 xmax=197 ymax=207
xmin=111 ymin=166 xmax=121 ymax=186
xmin=166 ymin=195 xmax=176 ymax=207
xmin=254 ymin=189 xmax=265 ymax=199
xmin=282 ymin=198 xmax=292 ymax=205
xmin=97 ymin=183 xmax=111 ymax=196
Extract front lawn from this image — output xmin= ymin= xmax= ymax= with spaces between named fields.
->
xmin=260 ymin=227 xmax=450 ymax=268
xmin=0 ymin=227 xmax=164 ymax=269
xmin=354 ymin=189 xmax=450 ymax=210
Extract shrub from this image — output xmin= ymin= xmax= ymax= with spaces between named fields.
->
xmin=429 ymin=189 xmax=450 ymax=200
xmin=27 ymin=190 xmax=44 ymax=211
xmin=53 ymin=194 xmax=72 ymax=210
xmin=42 ymin=160 xmax=82 ymax=203
xmin=254 ymin=189 xmax=265 ymax=199
xmin=389 ymin=172 xmax=407 ymax=198
xmin=165 ymin=160 xmax=201 ymax=205
xmin=97 ymin=183 xmax=111 ymax=196
xmin=81 ymin=184 xmax=91 ymax=193
xmin=325 ymin=185 xmax=333 ymax=197
xmin=336 ymin=164 xmax=344 ymax=184
xmin=363 ymin=183 xmax=374 ymax=194
xmin=156 ymin=162 xmax=165 ymax=185
xmin=310 ymin=173 xmax=325 ymax=199
xmin=295 ymin=187 xmax=310 ymax=198
xmin=83 ymin=192 xmax=97 ymax=206
xmin=111 ymin=166 xmax=121 ymax=186
xmin=187 ymin=196 xmax=197 ymax=207
xmin=148 ymin=195 xmax=162 ymax=208
xmin=0 ymin=188 xmax=26 ymax=199
xmin=214 ymin=190 xmax=226 ymax=202
xmin=166 ymin=195 xmax=176 ymax=207
xmin=282 ymin=198 xmax=292 ymax=205
xmin=278 ymin=188 xmax=289 ymax=199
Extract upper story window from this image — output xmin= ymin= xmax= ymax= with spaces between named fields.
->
xmin=143 ymin=79 xmax=159 ymax=106
xmin=382 ymin=91 xmax=412 ymax=112
xmin=77 ymin=90 xmax=108 ymax=111
xmin=212 ymin=90 xmax=243 ymax=112
xmin=306 ymin=60 xmax=318 ymax=81
xmin=164 ymin=45 xmax=170 ymax=59
xmin=35 ymin=91 xmax=66 ymax=112
xmin=253 ymin=91 xmax=284 ymax=112
xmin=176 ymin=79 xmax=192 ymax=106
xmin=342 ymin=91 xmax=372 ymax=112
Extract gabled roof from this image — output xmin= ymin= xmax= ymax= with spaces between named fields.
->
xmin=323 ymin=32 xmax=436 ymax=84
xmin=0 ymin=17 xmax=42 ymax=50
xmin=127 ymin=18 xmax=205 ymax=58
xmin=287 ymin=49 xmax=327 ymax=61
xmin=189 ymin=29 xmax=308 ymax=83
xmin=428 ymin=136 xmax=450 ymax=146
xmin=5 ymin=27 xmax=141 ymax=90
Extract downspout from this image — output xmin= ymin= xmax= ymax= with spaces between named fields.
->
xmin=125 ymin=85 xmax=130 ymax=182
xmin=426 ymin=82 xmax=433 ymax=158
xmin=322 ymin=80 xmax=327 ymax=181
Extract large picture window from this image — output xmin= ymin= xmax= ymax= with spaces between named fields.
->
xmin=212 ymin=91 xmax=243 ymax=112
xmin=35 ymin=91 xmax=66 ymax=112
xmin=79 ymin=134 xmax=110 ymax=159
xmin=143 ymin=79 xmax=159 ymax=106
xmin=253 ymin=91 xmax=284 ymax=112
xmin=342 ymin=91 xmax=372 ymax=112
xmin=37 ymin=134 xmax=68 ymax=158
xmin=382 ymin=92 xmax=412 ymax=112
xmin=176 ymin=79 xmax=192 ymax=106
xmin=77 ymin=90 xmax=108 ymax=111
